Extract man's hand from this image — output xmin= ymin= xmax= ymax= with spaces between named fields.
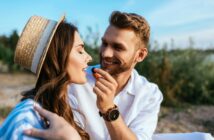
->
xmin=93 ymin=68 xmax=118 ymax=113
xmin=24 ymin=105 xmax=81 ymax=140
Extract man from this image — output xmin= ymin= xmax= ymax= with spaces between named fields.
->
xmin=25 ymin=11 xmax=163 ymax=140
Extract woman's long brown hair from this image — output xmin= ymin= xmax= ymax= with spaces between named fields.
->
xmin=22 ymin=22 xmax=89 ymax=140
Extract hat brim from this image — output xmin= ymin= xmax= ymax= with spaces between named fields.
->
xmin=35 ymin=15 xmax=65 ymax=82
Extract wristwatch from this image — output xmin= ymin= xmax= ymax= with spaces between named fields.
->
xmin=99 ymin=105 xmax=120 ymax=121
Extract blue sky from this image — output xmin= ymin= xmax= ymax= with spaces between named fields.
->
xmin=0 ymin=0 xmax=214 ymax=49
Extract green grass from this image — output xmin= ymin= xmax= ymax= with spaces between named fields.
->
xmin=0 ymin=106 xmax=12 ymax=119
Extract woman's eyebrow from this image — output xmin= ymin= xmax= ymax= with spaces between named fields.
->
xmin=76 ymin=43 xmax=84 ymax=48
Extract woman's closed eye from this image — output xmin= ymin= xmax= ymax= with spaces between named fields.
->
xmin=79 ymin=51 xmax=84 ymax=54
xmin=77 ymin=46 xmax=85 ymax=54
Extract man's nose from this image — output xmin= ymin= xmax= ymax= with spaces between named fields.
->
xmin=102 ymin=46 xmax=114 ymax=58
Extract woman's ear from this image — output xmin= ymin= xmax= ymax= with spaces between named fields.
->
xmin=136 ymin=47 xmax=148 ymax=62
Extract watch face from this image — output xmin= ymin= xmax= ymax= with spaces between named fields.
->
xmin=109 ymin=109 xmax=120 ymax=121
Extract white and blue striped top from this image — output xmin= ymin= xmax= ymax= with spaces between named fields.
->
xmin=0 ymin=99 xmax=45 ymax=140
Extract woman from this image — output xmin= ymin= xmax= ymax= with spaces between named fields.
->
xmin=0 ymin=15 xmax=92 ymax=140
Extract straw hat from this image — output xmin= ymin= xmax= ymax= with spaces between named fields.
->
xmin=14 ymin=15 xmax=65 ymax=78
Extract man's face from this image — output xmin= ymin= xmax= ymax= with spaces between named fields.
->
xmin=100 ymin=25 xmax=140 ymax=76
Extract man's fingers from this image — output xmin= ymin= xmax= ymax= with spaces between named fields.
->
xmin=24 ymin=128 xmax=49 ymax=139
xmin=95 ymin=81 xmax=109 ymax=93
xmin=94 ymin=68 xmax=115 ymax=83
xmin=97 ymin=78 xmax=114 ymax=90
xmin=93 ymin=86 xmax=106 ymax=99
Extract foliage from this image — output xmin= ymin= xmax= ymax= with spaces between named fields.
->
xmin=85 ymin=43 xmax=100 ymax=65
xmin=0 ymin=30 xmax=20 ymax=71
xmin=0 ymin=106 xmax=12 ymax=119
xmin=83 ymin=26 xmax=100 ymax=65
xmin=136 ymin=47 xmax=214 ymax=106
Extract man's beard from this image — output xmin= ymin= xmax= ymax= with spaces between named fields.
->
xmin=100 ymin=55 xmax=135 ymax=76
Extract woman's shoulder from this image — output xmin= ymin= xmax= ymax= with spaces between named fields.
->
xmin=14 ymin=98 xmax=36 ymax=109
xmin=0 ymin=99 xmax=44 ymax=139
xmin=4 ymin=99 xmax=39 ymax=120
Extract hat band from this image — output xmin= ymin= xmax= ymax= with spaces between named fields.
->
xmin=31 ymin=20 xmax=57 ymax=73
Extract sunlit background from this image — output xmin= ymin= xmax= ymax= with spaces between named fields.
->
xmin=0 ymin=0 xmax=214 ymax=135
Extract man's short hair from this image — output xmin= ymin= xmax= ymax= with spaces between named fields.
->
xmin=109 ymin=11 xmax=150 ymax=47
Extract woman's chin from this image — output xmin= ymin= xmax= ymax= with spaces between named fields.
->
xmin=72 ymin=79 xmax=87 ymax=85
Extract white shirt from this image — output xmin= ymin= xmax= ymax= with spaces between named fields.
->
xmin=152 ymin=132 xmax=214 ymax=140
xmin=68 ymin=65 xmax=163 ymax=140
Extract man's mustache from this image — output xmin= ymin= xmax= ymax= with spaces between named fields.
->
xmin=101 ymin=57 xmax=121 ymax=64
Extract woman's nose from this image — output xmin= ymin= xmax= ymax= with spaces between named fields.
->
xmin=86 ymin=53 xmax=92 ymax=63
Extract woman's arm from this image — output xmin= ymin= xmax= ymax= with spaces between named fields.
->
xmin=24 ymin=105 xmax=81 ymax=140
xmin=0 ymin=99 xmax=44 ymax=140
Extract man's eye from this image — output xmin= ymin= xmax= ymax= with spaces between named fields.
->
xmin=115 ymin=47 xmax=121 ymax=51
xmin=102 ymin=42 xmax=107 ymax=47
xmin=113 ymin=45 xmax=122 ymax=51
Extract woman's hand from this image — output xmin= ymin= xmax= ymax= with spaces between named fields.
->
xmin=24 ymin=105 xmax=81 ymax=140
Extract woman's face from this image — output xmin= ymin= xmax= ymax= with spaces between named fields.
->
xmin=66 ymin=31 xmax=92 ymax=84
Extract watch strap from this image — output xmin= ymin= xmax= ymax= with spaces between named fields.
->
xmin=99 ymin=105 xmax=119 ymax=121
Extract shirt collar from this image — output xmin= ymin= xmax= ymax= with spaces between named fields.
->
xmin=121 ymin=69 xmax=136 ymax=96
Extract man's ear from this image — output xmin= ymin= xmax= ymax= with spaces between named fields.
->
xmin=136 ymin=47 xmax=148 ymax=62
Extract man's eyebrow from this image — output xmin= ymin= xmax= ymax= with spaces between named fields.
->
xmin=113 ymin=42 xmax=124 ymax=46
xmin=111 ymin=41 xmax=126 ymax=48
xmin=101 ymin=38 xmax=125 ymax=49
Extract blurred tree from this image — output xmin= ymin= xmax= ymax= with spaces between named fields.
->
xmin=84 ymin=25 xmax=100 ymax=48
xmin=9 ymin=30 xmax=19 ymax=51
xmin=136 ymin=40 xmax=214 ymax=106
xmin=0 ymin=30 xmax=19 ymax=71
